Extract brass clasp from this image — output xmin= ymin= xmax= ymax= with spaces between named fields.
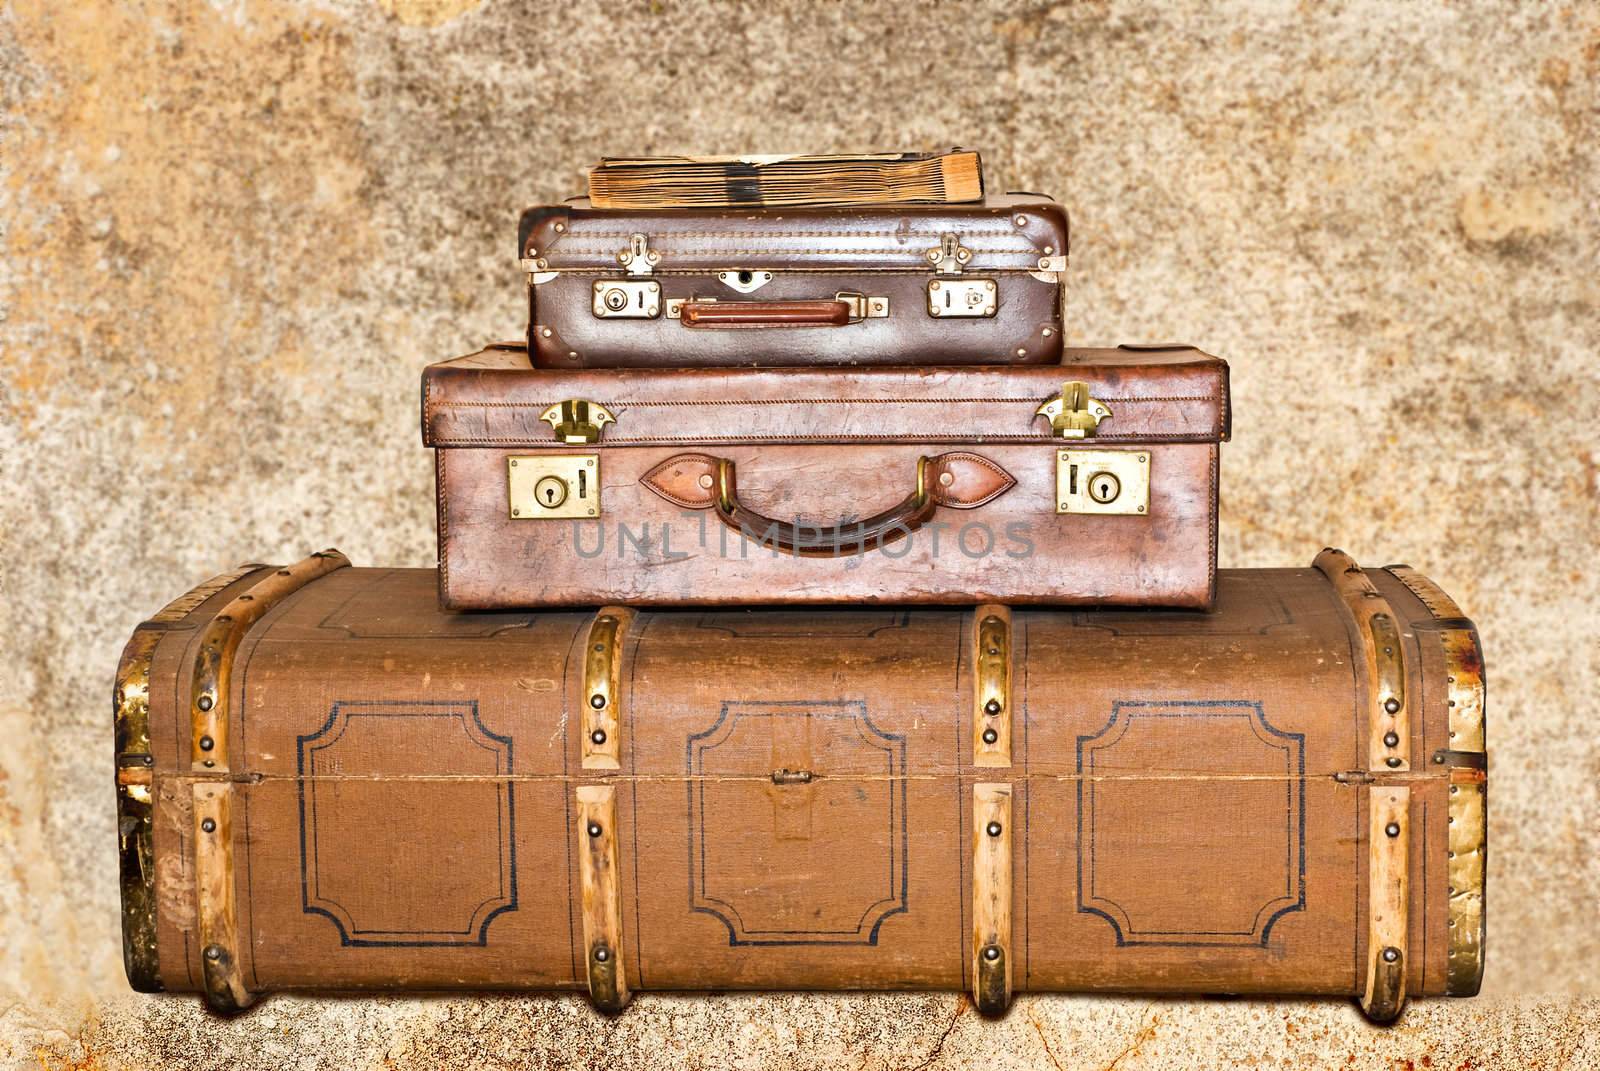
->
xmin=618 ymin=232 xmax=659 ymax=276
xmin=927 ymin=232 xmax=971 ymax=275
xmin=1035 ymin=381 xmax=1111 ymax=439
xmin=540 ymin=399 xmax=616 ymax=444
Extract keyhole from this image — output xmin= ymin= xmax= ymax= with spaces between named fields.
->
xmin=1088 ymin=471 xmax=1121 ymax=504
xmin=532 ymin=475 xmax=569 ymax=509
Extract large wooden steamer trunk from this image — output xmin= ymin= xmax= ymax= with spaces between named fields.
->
xmin=115 ymin=550 xmax=1486 ymax=1019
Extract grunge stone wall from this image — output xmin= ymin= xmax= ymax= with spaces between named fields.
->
xmin=2 ymin=1 xmax=1596 ymax=1067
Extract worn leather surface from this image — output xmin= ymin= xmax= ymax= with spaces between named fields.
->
xmin=132 ymin=564 xmax=1465 ymax=998
xmin=521 ymin=194 xmax=1069 ymax=271
xmin=521 ymin=195 xmax=1067 ymax=367
xmin=424 ymin=344 xmax=1226 ymax=608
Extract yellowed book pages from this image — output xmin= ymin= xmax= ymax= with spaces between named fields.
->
xmin=587 ymin=150 xmax=983 ymax=209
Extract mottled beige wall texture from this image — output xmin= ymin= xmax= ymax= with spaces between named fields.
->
xmin=2 ymin=1 xmax=1597 ymax=1068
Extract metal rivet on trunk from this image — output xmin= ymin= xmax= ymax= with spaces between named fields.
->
xmin=986 ymin=821 xmax=1002 ymax=838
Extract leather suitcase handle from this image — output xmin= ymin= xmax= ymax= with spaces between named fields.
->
xmin=679 ymin=299 xmax=851 ymax=328
xmin=718 ymin=456 xmax=934 ymax=555
xmin=640 ymin=452 xmax=1016 ymax=557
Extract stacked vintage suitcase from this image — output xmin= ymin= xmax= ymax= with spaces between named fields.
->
xmin=115 ymin=152 xmax=1486 ymax=1021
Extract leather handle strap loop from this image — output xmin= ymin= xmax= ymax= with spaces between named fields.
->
xmin=642 ymin=451 xmax=1015 ymax=558
xmin=680 ymin=298 xmax=852 ymax=328
xmin=716 ymin=455 xmax=933 ymax=556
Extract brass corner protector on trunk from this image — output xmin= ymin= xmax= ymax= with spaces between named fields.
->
xmin=115 ymin=565 xmax=264 ymax=994
xmin=1314 ymin=549 xmax=1409 ymax=771
xmin=114 ymin=625 xmax=165 ymax=994
xmin=972 ymin=606 xmax=1012 ymax=767
xmin=1315 ymin=550 xmax=1417 ymax=1021
xmin=582 ymin=607 xmax=635 ymax=770
xmin=971 ymin=783 xmax=1013 ymax=1016
xmin=576 ymin=784 xmax=630 ymax=1013
xmin=1361 ymin=785 xmax=1410 ymax=1021
xmin=1385 ymin=565 xmax=1488 ymax=997
xmin=188 ymin=549 xmax=350 ymax=1012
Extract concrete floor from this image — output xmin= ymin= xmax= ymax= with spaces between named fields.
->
xmin=2 ymin=1 xmax=1596 ymax=1066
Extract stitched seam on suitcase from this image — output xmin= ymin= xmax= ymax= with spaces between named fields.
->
xmin=436 ymin=449 xmax=450 ymax=603
xmin=550 ymin=230 xmax=1027 ymax=239
xmin=428 ymin=432 xmax=1216 ymax=444
xmin=430 ymin=396 xmax=1220 ymax=408
xmin=531 ymin=269 xmax=1054 ymax=276
xmin=545 ymin=248 xmax=1043 ymax=256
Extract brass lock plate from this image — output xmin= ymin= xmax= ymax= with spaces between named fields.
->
xmin=927 ymin=278 xmax=997 ymax=317
xmin=508 ymin=454 xmax=600 ymax=519
xmin=1055 ymin=450 xmax=1149 ymax=516
xmin=592 ymin=280 xmax=661 ymax=318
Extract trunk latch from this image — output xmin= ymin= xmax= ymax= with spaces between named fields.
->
xmin=1035 ymin=381 xmax=1111 ymax=438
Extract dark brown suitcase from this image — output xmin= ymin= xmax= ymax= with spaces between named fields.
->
xmin=115 ymin=549 xmax=1487 ymax=1019
xmin=518 ymin=195 xmax=1068 ymax=368
xmin=422 ymin=342 xmax=1228 ymax=610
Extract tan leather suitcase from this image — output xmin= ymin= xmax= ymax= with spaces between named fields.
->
xmin=517 ymin=195 xmax=1068 ymax=368
xmin=422 ymin=342 xmax=1228 ymax=610
xmin=116 ymin=549 xmax=1486 ymax=1019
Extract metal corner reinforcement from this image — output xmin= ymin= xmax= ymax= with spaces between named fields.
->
xmin=114 ymin=564 xmax=265 ymax=993
xmin=1386 ymin=565 xmax=1487 ymax=998
xmin=1313 ymin=549 xmax=1413 ymax=1021
xmin=187 ymin=549 xmax=350 ymax=1012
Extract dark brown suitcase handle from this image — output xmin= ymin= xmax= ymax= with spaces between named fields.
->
xmin=678 ymin=299 xmax=852 ymax=329
xmin=640 ymin=452 xmax=1016 ymax=557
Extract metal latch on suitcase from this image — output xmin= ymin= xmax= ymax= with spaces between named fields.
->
xmin=927 ymin=278 xmax=997 ymax=317
xmin=1055 ymin=450 xmax=1149 ymax=515
xmin=927 ymin=232 xmax=972 ymax=274
xmin=508 ymin=454 xmax=600 ymax=519
xmin=592 ymin=279 xmax=662 ymax=318
xmin=1036 ymin=381 xmax=1111 ymax=438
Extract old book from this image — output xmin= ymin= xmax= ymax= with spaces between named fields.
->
xmin=586 ymin=150 xmax=983 ymax=209
xmin=115 ymin=550 xmax=1486 ymax=1020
